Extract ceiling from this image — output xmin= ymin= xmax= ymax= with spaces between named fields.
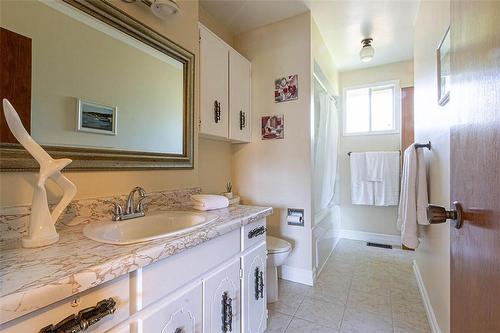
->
xmin=199 ymin=0 xmax=420 ymax=71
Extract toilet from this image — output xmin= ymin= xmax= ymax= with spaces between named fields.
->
xmin=266 ymin=235 xmax=292 ymax=303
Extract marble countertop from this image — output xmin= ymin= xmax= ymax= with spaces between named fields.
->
xmin=0 ymin=204 xmax=272 ymax=324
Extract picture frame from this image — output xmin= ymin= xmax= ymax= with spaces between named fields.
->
xmin=437 ymin=26 xmax=450 ymax=106
xmin=77 ymin=99 xmax=117 ymax=135
xmin=261 ymin=114 xmax=284 ymax=140
xmin=274 ymin=75 xmax=298 ymax=103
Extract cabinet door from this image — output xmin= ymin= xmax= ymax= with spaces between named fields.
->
xmin=229 ymin=49 xmax=251 ymax=143
xmin=203 ymin=259 xmax=241 ymax=333
xmin=199 ymin=26 xmax=229 ymax=139
xmin=139 ymin=282 xmax=202 ymax=333
xmin=241 ymin=243 xmax=267 ymax=333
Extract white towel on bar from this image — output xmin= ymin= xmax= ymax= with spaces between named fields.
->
xmin=350 ymin=152 xmax=373 ymax=205
xmin=373 ymin=151 xmax=400 ymax=206
xmin=191 ymin=194 xmax=229 ymax=211
xmin=365 ymin=151 xmax=385 ymax=181
xmin=397 ymin=144 xmax=429 ymax=249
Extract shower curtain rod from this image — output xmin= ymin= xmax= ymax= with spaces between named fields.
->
xmin=313 ymin=73 xmax=337 ymax=102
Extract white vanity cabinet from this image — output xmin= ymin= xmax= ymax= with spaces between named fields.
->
xmin=203 ymin=259 xmax=241 ymax=333
xmin=3 ymin=220 xmax=268 ymax=333
xmin=199 ymin=24 xmax=251 ymax=143
xmin=241 ymin=243 xmax=267 ymax=333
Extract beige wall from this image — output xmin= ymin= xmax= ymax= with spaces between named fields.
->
xmin=233 ymin=13 xmax=314 ymax=280
xmin=0 ymin=0 xmax=233 ymax=207
xmin=198 ymin=5 xmax=234 ymax=47
xmin=414 ymin=1 xmax=451 ymax=332
xmin=338 ymin=61 xmax=413 ymax=236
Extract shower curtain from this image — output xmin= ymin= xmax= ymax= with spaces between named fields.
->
xmin=313 ymin=79 xmax=339 ymax=215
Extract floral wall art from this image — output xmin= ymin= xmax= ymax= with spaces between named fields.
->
xmin=261 ymin=115 xmax=284 ymax=140
xmin=274 ymin=74 xmax=298 ymax=102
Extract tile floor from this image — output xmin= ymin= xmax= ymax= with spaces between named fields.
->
xmin=266 ymin=239 xmax=431 ymax=333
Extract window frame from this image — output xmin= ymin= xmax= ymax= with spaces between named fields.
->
xmin=342 ymin=80 xmax=401 ymax=136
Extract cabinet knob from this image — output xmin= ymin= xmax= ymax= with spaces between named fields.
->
xmin=427 ymin=201 xmax=464 ymax=229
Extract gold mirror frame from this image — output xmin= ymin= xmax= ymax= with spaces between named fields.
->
xmin=0 ymin=0 xmax=195 ymax=171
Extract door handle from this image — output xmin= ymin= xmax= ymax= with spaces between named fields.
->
xmin=427 ymin=201 xmax=464 ymax=229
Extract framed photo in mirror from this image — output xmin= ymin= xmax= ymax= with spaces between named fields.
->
xmin=77 ymin=99 xmax=117 ymax=135
xmin=437 ymin=26 xmax=450 ymax=106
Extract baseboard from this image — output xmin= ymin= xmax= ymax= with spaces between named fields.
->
xmin=413 ymin=260 xmax=442 ymax=333
xmin=279 ymin=265 xmax=314 ymax=286
xmin=339 ymin=229 xmax=400 ymax=246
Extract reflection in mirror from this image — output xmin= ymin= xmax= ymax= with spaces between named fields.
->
xmin=1 ymin=0 xmax=186 ymax=157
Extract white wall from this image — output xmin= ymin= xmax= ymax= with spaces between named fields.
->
xmin=338 ymin=60 xmax=413 ymax=236
xmin=0 ymin=0 xmax=234 ymax=207
xmin=233 ymin=13 xmax=314 ymax=284
xmin=413 ymin=1 xmax=451 ymax=331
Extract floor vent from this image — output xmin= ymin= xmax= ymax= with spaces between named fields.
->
xmin=367 ymin=242 xmax=392 ymax=249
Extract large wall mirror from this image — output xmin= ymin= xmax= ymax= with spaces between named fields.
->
xmin=0 ymin=0 xmax=194 ymax=170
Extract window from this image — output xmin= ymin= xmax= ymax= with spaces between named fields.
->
xmin=343 ymin=81 xmax=400 ymax=135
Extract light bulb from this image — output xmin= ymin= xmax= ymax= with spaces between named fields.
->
xmin=151 ymin=0 xmax=180 ymax=19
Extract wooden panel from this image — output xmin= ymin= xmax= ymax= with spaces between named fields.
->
xmin=0 ymin=27 xmax=32 ymax=143
xmin=401 ymin=86 xmax=414 ymax=152
xmin=450 ymin=1 xmax=500 ymax=332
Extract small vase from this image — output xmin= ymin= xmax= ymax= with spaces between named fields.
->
xmin=223 ymin=192 xmax=233 ymax=199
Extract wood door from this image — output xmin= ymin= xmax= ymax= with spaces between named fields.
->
xmin=199 ymin=26 xmax=229 ymax=139
xmin=241 ymin=243 xmax=267 ymax=333
xmin=401 ymin=86 xmax=414 ymax=152
xmin=203 ymin=259 xmax=241 ymax=333
xmin=229 ymin=49 xmax=251 ymax=143
xmin=0 ymin=27 xmax=31 ymax=143
xmin=450 ymin=1 xmax=500 ymax=332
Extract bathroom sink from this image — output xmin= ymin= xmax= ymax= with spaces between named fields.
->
xmin=83 ymin=211 xmax=218 ymax=245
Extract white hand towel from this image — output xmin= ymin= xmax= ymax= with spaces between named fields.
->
xmin=374 ymin=151 xmax=400 ymax=206
xmin=397 ymin=144 xmax=429 ymax=249
xmin=350 ymin=152 xmax=373 ymax=205
xmin=191 ymin=194 xmax=229 ymax=211
xmin=365 ymin=151 xmax=385 ymax=181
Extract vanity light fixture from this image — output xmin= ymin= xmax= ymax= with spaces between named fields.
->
xmin=121 ymin=0 xmax=180 ymax=19
xmin=360 ymin=38 xmax=375 ymax=63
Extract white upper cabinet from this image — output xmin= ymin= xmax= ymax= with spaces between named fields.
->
xmin=199 ymin=25 xmax=229 ymax=139
xmin=229 ymin=49 xmax=251 ymax=143
xmin=199 ymin=24 xmax=251 ymax=143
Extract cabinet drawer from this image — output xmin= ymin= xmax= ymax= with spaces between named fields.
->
xmin=0 ymin=274 xmax=129 ymax=333
xmin=139 ymin=282 xmax=202 ymax=333
xmin=140 ymin=229 xmax=240 ymax=308
xmin=241 ymin=219 xmax=266 ymax=251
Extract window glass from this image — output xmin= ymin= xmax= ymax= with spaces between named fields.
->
xmin=371 ymin=86 xmax=394 ymax=131
xmin=345 ymin=87 xmax=369 ymax=133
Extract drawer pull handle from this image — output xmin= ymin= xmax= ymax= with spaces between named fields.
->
xmin=214 ymin=100 xmax=221 ymax=124
xmin=255 ymin=267 xmax=265 ymax=300
xmin=239 ymin=110 xmax=246 ymax=130
xmin=248 ymin=226 xmax=266 ymax=239
xmin=221 ymin=292 xmax=233 ymax=332
xmin=39 ymin=298 xmax=116 ymax=333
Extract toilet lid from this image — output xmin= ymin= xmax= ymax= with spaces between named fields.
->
xmin=267 ymin=236 xmax=292 ymax=254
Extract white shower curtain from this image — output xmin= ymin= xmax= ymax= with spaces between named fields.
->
xmin=313 ymin=79 xmax=339 ymax=215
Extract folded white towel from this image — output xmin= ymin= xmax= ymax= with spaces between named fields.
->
xmin=350 ymin=153 xmax=373 ymax=205
xmin=373 ymin=151 xmax=400 ymax=206
xmin=191 ymin=194 xmax=229 ymax=211
xmin=397 ymin=144 xmax=429 ymax=249
xmin=365 ymin=151 xmax=385 ymax=182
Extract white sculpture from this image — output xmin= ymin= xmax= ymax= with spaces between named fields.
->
xmin=2 ymin=99 xmax=77 ymax=248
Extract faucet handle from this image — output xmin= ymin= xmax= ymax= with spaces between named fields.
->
xmin=112 ymin=201 xmax=123 ymax=221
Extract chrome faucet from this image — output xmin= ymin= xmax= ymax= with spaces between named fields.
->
xmin=113 ymin=187 xmax=147 ymax=221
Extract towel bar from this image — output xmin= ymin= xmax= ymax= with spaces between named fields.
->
xmin=347 ymin=142 xmax=431 ymax=156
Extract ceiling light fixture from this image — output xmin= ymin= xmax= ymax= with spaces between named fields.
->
xmin=121 ymin=0 xmax=180 ymax=19
xmin=360 ymin=38 xmax=375 ymax=63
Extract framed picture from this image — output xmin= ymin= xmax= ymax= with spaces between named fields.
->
xmin=77 ymin=99 xmax=117 ymax=135
xmin=261 ymin=115 xmax=284 ymax=140
xmin=274 ymin=75 xmax=298 ymax=103
xmin=437 ymin=26 xmax=450 ymax=106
